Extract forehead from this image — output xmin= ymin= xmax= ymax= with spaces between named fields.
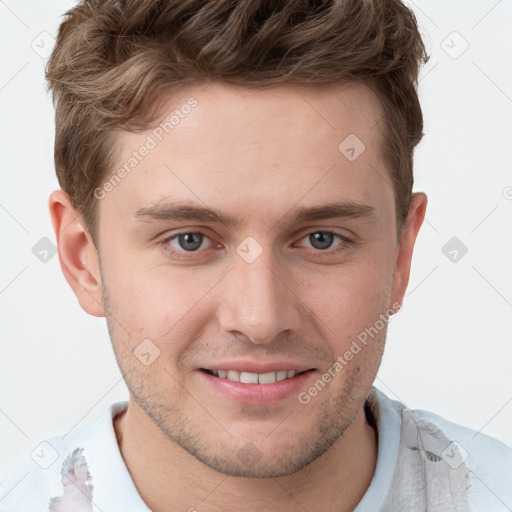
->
xmin=148 ymin=81 xmax=385 ymax=160
xmin=98 ymin=81 xmax=393 ymax=233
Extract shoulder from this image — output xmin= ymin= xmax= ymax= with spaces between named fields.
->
xmin=414 ymin=407 xmax=512 ymax=496
xmin=371 ymin=387 xmax=512 ymax=466
xmin=0 ymin=401 xmax=130 ymax=512
xmin=370 ymin=387 xmax=512 ymax=511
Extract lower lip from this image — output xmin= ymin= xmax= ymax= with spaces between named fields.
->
xmin=197 ymin=370 xmax=315 ymax=405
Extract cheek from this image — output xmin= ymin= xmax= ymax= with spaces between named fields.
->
xmin=101 ymin=252 xmax=217 ymax=349
xmin=303 ymin=252 xmax=394 ymax=347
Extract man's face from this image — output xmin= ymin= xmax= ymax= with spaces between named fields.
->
xmin=95 ymin=82 xmax=403 ymax=477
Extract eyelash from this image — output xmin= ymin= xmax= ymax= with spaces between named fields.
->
xmin=161 ymin=230 xmax=353 ymax=260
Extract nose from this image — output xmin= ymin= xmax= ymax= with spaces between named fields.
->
xmin=216 ymin=242 xmax=302 ymax=345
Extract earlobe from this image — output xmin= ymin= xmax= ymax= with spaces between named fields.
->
xmin=390 ymin=192 xmax=428 ymax=308
xmin=49 ymin=189 xmax=105 ymax=317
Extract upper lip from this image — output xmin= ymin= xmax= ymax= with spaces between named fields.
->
xmin=200 ymin=361 xmax=315 ymax=374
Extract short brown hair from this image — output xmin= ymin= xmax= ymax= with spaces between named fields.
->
xmin=46 ymin=0 xmax=428 ymax=241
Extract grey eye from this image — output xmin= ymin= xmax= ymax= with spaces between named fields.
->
xmin=176 ymin=232 xmax=204 ymax=251
xmin=308 ymin=232 xmax=335 ymax=250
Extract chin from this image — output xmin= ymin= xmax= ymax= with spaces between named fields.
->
xmin=186 ymin=443 xmax=317 ymax=478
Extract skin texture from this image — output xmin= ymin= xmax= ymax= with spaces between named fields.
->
xmin=50 ymin=81 xmax=427 ymax=511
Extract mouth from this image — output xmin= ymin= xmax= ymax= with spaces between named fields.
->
xmin=200 ymin=368 xmax=306 ymax=384
xmin=197 ymin=365 xmax=316 ymax=404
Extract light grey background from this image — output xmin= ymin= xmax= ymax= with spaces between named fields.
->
xmin=1 ymin=0 xmax=511 ymax=484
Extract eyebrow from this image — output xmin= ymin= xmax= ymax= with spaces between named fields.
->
xmin=134 ymin=201 xmax=376 ymax=227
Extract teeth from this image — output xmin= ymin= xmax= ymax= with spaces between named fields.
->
xmin=276 ymin=370 xmax=287 ymax=381
xmin=240 ymin=371 xmax=259 ymax=383
xmin=258 ymin=371 xmax=277 ymax=384
xmin=227 ymin=370 xmax=240 ymax=382
xmin=211 ymin=369 xmax=298 ymax=384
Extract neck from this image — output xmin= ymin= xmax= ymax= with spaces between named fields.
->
xmin=114 ymin=398 xmax=377 ymax=512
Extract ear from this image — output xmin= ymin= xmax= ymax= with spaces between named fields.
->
xmin=390 ymin=192 xmax=428 ymax=311
xmin=49 ymin=189 xmax=105 ymax=317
